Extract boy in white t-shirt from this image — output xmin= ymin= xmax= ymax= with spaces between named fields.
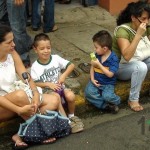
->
xmin=31 ymin=33 xmax=84 ymax=133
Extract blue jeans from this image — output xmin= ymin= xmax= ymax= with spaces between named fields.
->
xmin=32 ymin=0 xmax=54 ymax=32
xmin=84 ymin=81 xmax=120 ymax=109
xmin=116 ymin=58 xmax=150 ymax=102
xmin=0 ymin=0 xmax=32 ymax=63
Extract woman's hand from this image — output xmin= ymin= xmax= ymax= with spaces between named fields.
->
xmin=136 ymin=23 xmax=147 ymax=37
xmin=18 ymin=104 xmax=35 ymax=117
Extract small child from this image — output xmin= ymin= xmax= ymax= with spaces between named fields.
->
xmin=31 ymin=33 xmax=84 ymax=133
xmin=85 ymin=30 xmax=121 ymax=113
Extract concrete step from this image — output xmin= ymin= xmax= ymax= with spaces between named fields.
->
xmin=1 ymin=72 xmax=150 ymax=135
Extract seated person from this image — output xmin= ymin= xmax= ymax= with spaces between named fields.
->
xmin=0 ymin=24 xmax=67 ymax=149
xmin=31 ymin=33 xmax=84 ymax=133
xmin=85 ymin=30 xmax=120 ymax=113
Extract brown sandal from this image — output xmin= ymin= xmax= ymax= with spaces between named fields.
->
xmin=128 ymin=101 xmax=143 ymax=112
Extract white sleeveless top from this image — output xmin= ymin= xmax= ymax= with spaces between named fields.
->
xmin=0 ymin=54 xmax=17 ymax=95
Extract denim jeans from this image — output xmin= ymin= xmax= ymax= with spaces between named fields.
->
xmin=85 ymin=81 xmax=120 ymax=109
xmin=32 ymin=0 xmax=54 ymax=32
xmin=116 ymin=58 xmax=150 ymax=102
xmin=0 ymin=0 xmax=32 ymax=63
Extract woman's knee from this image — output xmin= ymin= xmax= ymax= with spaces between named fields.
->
xmin=6 ymin=90 xmax=29 ymax=105
xmin=135 ymin=61 xmax=148 ymax=73
xmin=42 ymin=94 xmax=60 ymax=109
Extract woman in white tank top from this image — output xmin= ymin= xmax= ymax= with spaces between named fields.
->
xmin=0 ymin=25 xmax=67 ymax=149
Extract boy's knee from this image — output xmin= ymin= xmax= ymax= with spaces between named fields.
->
xmin=65 ymin=91 xmax=75 ymax=102
xmin=103 ymin=94 xmax=112 ymax=101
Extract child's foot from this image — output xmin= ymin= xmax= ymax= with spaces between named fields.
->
xmin=104 ymin=103 xmax=119 ymax=114
xmin=70 ymin=116 xmax=84 ymax=127
xmin=69 ymin=121 xmax=84 ymax=133
xmin=69 ymin=116 xmax=84 ymax=133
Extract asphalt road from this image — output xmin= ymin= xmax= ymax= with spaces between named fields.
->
xmin=1 ymin=105 xmax=150 ymax=150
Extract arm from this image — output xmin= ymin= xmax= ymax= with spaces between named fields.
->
xmin=90 ymin=66 xmax=100 ymax=87
xmin=0 ymin=96 xmax=35 ymax=117
xmin=58 ymin=63 xmax=75 ymax=84
xmin=35 ymin=81 xmax=61 ymax=91
xmin=117 ymin=23 xmax=146 ymax=61
xmin=91 ymin=59 xmax=114 ymax=78
xmin=11 ymin=51 xmax=40 ymax=110
xmin=14 ymin=0 xmax=24 ymax=5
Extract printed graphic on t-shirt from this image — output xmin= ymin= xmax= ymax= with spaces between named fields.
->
xmin=40 ymin=66 xmax=61 ymax=83
xmin=94 ymin=67 xmax=109 ymax=74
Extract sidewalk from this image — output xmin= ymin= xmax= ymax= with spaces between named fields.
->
xmin=1 ymin=1 xmax=150 ymax=135
xmin=27 ymin=1 xmax=150 ymax=108
xmin=27 ymin=2 xmax=119 ymax=113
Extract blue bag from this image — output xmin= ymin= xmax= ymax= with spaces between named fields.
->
xmin=18 ymin=110 xmax=71 ymax=143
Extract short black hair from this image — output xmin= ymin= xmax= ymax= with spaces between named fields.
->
xmin=33 ymin=33 xmax=50 ymax=47
xmin=92 ymin=30 xmax=112 ymax=50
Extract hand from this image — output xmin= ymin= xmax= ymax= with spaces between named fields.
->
xmin=91 ymin=59 xmax=100 ymax=68
xmin=18 ymin=104 xmax=35 ymax=117
xmin=137 ymin=23 xmax=146 ymax=37
xmin=14 ymin=0 xmax=24 ymax=5
xmin=91 ymin=79 xmax=100 ymax=87
xmin=58 ymin=74 xmax=66 ymax=84
xmin=47 ymin=82 xmax=62 ymax=91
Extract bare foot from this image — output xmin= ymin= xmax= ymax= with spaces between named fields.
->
xmin=12 ymin=134 xmax=28 ymax=148
xmin=128 ymin=101 xmax=143 ymax=112
xmin=42 ymin=137 xmax=56 ymax=144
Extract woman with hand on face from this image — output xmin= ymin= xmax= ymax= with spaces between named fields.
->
xmin=112 ymin=1 xmax=150 ymax=112
xmin=0 ymin=24 xmax=67 ymax=149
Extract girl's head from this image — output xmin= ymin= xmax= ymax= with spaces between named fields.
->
xmin=33 ymin=33 xmax=51 ymax=63
xmin=117 ymin=1 xmax=150 ymax=26
xmin=0 ymin=25 xmax=15 ymax=54
xmin=92 ymin=30 xmax=112 ymax=55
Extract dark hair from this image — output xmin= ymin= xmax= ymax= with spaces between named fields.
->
xmin=92 ymin=30 xmax=112 ymax=50
xmin=117 ymin=1 xmax=150 ymax=25
xmin=0 ymin=24 xmax=12 ymax=43
xmin=33 ymin=33 xmax=50 ymax=47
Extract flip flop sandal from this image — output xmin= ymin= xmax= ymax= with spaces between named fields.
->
xmin=78 ymin=63 xmax=91 ymax=73
xmin=13 ymin=141 xmax=28 ymax=150
xmin=128 ymin=102 xmax=143 ymax=112
xmin=70 ymin=116 xmax=84 ymax=127
xmin=68 ymin=68 xmax=80 ymax=78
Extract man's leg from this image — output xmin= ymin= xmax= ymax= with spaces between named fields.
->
xmin=0 ymin=0 xmax=9 ymax=25
xmin=31 ymin=0 xmax=41 ymax=30
xmin=43 ymin=0 xmax=55 ymax=33
xmin=6 ymin=0 xmax=32 ymax=66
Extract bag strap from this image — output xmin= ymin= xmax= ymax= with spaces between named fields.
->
xmin=114 ymin=24 xmax=145 ymax=41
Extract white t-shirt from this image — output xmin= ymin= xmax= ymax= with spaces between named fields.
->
xmin=31 ymin=55 xmax=70 ymax=83
xmin=0 ymin=54 xmax=17 ymax=95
